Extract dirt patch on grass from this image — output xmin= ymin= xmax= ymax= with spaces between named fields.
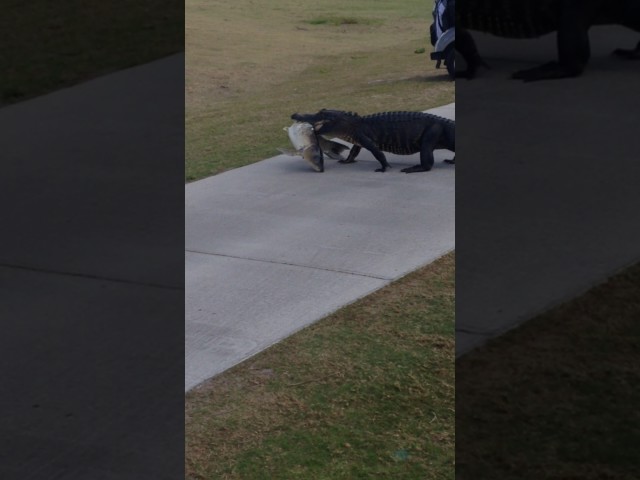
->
xmin=456 ymin=261 xmax=640 ymax=479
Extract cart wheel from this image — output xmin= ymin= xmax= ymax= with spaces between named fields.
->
xmin=445 ymin=43 xmax=455 ymax=79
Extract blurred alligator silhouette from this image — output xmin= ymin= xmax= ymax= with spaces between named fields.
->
xmin=456 ymin=0 xmax=640 ymax=81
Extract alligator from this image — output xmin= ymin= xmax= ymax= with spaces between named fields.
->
xmin=290 ymin=110 xmax=455 ymax=173
xmin=457 ymin=0 xmax=640 ymax=81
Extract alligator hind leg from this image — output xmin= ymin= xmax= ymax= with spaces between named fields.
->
xmin=401 ymin=124 xmax=442 ymax=173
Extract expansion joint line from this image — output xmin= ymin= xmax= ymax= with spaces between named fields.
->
xmin=185 ymin=249 xmax=391 ymax=281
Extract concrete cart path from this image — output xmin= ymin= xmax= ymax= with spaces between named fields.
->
xmin=456 ymin=26 xmax=640 ymax=356
xmin=185 ymin=104 xmax=455 ymax=391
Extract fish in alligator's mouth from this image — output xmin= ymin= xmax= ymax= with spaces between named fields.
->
xmin=277 ymin=121 xmax=349 ymax=172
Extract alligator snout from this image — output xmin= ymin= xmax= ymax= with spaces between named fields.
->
xmin=291 ymin=112 xmax=314 ymax=122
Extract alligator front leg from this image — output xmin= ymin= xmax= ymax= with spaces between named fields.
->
xmin=357 ymin=136 xmax=390 ymax=172
xmin=456 ymin=28 xmax=490 ymax=79
xmin=401 ymin=124 xmax=442 ymax=173
xmin=334 ymin=133 xmax=389 ymax=171
xmin=512 ymin=29 xmax=589 ymax=81
xmin=513 ymin=0 xmax=591 ymax=81
xmin=338 ymin=145 xmax=361 ymax=164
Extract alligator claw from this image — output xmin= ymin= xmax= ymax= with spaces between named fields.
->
xmin=612 ymin=41 xmax=640 ymax=60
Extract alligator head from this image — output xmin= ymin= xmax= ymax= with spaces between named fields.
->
xmin=291 ymin=109 xmax=362 ymax=138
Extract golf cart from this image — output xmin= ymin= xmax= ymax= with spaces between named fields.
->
xmin=429 ymin=0 xmax=455 ymax=79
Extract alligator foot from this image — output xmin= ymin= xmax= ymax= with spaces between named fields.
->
xmin=338 ymin=159 xmax=356 ymax=164
xmin=443 ymin=158 xmax=455 ymax=165
xmin=612 ymin=41 xmax=640 ymax=60
xmin=401 ymin=165 xmax=431 ymax=173
xmin=512 ymin=62 xmax=583 ymax=82
xmin=374 ymin=165 xmax=390 ymax=173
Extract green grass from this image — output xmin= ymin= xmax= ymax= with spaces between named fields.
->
xmin=456 ymin=261 xmax=640 ymax=479
xmin=1 ymin=1 xmax=183 ymax=105
xmin=186 ymin=253 xmax=455 ymax=479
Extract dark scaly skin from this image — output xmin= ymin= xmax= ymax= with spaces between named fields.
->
xmin=291 ymin=110 xmax=455 ymax=173
xmin=456 ymin=0 xmax=640 ymax=81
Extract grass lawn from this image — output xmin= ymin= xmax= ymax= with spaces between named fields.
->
xmin=456 ymin=261 xmax=640 ymax=479
xmin=186 ymin=0 xmax=451 ymax=181
xmin=1 ymin=0 xmax=183 ymax=105
xmin=186 ymin=253 xmax=455 ymax=479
